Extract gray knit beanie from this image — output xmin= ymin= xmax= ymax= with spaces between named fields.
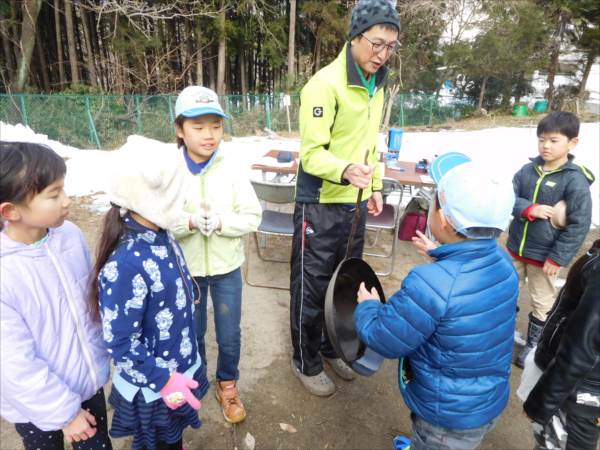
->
xmin=349 ymin=0 xmax=400 ymax=40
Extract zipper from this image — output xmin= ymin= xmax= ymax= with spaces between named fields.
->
xmin=46 ymin=244 xmax=99 ymax=389
xmin=200 ymin=176 xmax=210 ymax=274
xmin=517 ymin=166 xmax=561 ymax=256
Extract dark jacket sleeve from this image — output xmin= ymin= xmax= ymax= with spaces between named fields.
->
xmin=547 ymin=176 xmax=593 ymax=266
xmin=512 ymin=166 xmax=533 ymax=219
xmin=523 ymin=272 xmax=600 ymax=424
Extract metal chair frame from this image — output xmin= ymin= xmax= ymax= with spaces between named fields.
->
xmin=244 ymin=179 xmax=295 ymax=290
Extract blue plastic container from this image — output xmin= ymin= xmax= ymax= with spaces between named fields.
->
xmin=388 ymin=128 xmax=404 ymax=152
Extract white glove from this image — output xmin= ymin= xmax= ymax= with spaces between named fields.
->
xmin=198 ymin=211 xmax=221 ymax=236
xmin=190 ymin=208 xmax=208 ymax=230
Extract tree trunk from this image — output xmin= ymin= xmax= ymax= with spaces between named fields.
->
xmin=13 ymin=0 xmax=43 ymax=91
xmin=53 ymin=0 xmax=65 ymax=87
xmin=545 ymin=10 xmax=568 ymax=107
xmin=63 ymin=0 xmax=79 ymax=84
xmin=286 ymin=0 xmax=296 ymax=90
xmin=208 ymin=54 xmax=216 ymax=91
xmin=1 ymin=19 xmax=15 ymax=86
xmin=79 ymin=5 xmax=97 ymax=87
xmin=314 ymin=29 xmax=322 ymax=73
xmin=195 ymin=24 xmax=203 ymax=85
xmin=35 ymin=28 xmax=50 ymax=91
xmin=477 ymin=75 xmax=488 ymax=111
xmin=240 ymin=51 xmax=248 ymax=95
xmin=578 ymin=51 xmax=595 ymax=102
xmin=217 ymin=5 xmax=226 ymax=95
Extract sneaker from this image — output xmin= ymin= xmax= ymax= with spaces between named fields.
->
xmin=215 ymin=380 xmax=247 ymax=424
xmin=291 ymin=358 xmax=336 ymax=396
xmin=323 ymin=357 xmax=356 ymax=381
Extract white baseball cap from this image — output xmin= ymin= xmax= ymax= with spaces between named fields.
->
xmin=431 ymin=153 xmax=515 ymax=239
xmin=175 ymin=86 xmax=229 ymax=120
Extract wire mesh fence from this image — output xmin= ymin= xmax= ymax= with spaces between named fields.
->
xmin=0 ymin=92 xmax=473 ymax=149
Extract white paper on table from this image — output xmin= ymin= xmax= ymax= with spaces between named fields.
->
xmin=256 ymin=156 xmax=295 ymax=168
xmin=419 ymin=174 xmax=434 ymax=185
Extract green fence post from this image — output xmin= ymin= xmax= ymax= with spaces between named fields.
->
xmin=225 ymin=95 xmax=233 ymax=135
xmin=167 ymin=95 xmax=174 ymax=123
xmin=135 ymin=95 xmax=142 ymax=134
xmin=399 ymin=94 xmax=405 ymax=127
xmin=19 ymin=94 xmax=29 ymax=127
xmin=428 ymin=95 xmax=434 ymax=126
xmin=85 ymin=96 xmax=101 ymax=149
xmin=264 ymin=94 xmax=272 ymax=131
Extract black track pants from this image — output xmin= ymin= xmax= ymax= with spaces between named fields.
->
xmin=289 ymin=202 xmax=366 ymax=376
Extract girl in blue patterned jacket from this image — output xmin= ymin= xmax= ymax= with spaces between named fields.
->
xmin=90 ymin=144 xmax=207 ymax=450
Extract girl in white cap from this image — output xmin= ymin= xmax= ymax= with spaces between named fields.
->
xmin=91 ymin=143 xmax=207 ymax=450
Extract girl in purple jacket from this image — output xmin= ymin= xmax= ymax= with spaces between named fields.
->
xmin=0 ymin=142 xmax=111 ymax=449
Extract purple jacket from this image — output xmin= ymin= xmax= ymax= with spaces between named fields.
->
xmin=0 ymin=221 xmax=110 ymax=431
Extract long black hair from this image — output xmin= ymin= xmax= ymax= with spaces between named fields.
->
xmin=88 ymin=205 xmax=126 ymax=320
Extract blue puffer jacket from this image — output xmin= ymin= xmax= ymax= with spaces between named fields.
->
xmin=355 ymin=239 xmax=519 ymax=429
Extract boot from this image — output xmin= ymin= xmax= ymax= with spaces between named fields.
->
xmin=515 ymin=313 xmax=545 ymax=369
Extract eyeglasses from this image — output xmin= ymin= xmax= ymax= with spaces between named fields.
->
xmin=360 ymin=34 xmax=400 ymax=55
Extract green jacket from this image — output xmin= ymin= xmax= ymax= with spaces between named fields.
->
xmin=295 ymin=43 xmax=387 ymax=204
xmin=171 ymin=149 xmax=262 ymax=277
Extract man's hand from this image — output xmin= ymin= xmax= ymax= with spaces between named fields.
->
xmin=357 ymin=281 xmax=380 ymax=304
xmin=530 ymin=204 xmax=554 ymax=220
xmin=543 ymin=260 xmax=560 ymax=277
xmin=343 ymin=164 xmax=373 ymax=189
xmin=62 ymin=409 xmax=97 ymax=443
xmin=367 ymin=192 xmax=383 ymax=216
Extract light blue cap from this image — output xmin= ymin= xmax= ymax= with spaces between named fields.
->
xmin=429 ymin=152 xmax=471 ymax=184
xmin=432 ymin=153 xmax=515 ymax=239
xmin=175 ymin=86 xmax=229 ymax=120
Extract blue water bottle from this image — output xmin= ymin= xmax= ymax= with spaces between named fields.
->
xmin=393 ymin=435 xmax=411 ymax=450
xmin=386 ymin=128 xmax=403 ymax=167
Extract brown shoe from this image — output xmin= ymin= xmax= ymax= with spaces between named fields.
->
xmin=215 ymin=380 xmax=247 ymax=424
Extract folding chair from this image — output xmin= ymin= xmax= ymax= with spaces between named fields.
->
xmin=244 ymin=179 xmax=295 ymax=290
xmin=363 ymin=178 xmax=404 ymax=276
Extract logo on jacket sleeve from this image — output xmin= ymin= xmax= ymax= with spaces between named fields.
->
xmin=312 ymin=106 xmax=323 ymax=118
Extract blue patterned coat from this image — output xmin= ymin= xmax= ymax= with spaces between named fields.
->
xmin=99 ymin=215 xmax=199 ymax=401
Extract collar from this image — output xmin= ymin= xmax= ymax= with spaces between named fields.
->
xmin=429 ymin=238 xmax=496 ymax=260
xmin=182 ymin=146 xmax=218 ymax=175
xmin=122 ymin=213 xmax=168 ymax=242
xmin=343 ymin=43 xmax=388 ymax=91
xmin=529 ymin=153 xmax=576 ymax=172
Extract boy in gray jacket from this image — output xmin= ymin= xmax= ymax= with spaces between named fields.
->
xmin=507 ymin=112 xmax=594 ymax=367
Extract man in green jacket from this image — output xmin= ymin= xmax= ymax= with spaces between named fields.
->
xmin=290 ymin=0 xmax=400 ymax=396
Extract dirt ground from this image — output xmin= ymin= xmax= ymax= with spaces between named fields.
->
xmin=1 ymin=197 xmax=598 ymax=450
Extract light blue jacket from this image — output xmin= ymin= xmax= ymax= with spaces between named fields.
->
xmin=355 ymin=239 xmax=519 ymax=429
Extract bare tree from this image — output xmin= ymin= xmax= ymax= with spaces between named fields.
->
xmin=217 ymin=0 xmax=226 ymax=95
xmin=53 ymin=0 xmax=66 ymax=87
xmin=13 ymin=0 xmax=43 ymax=91
xmin=287 ymin=0 xmax=296 ymax=89
xmin=64 ymin=0 xmax=79 ymax=84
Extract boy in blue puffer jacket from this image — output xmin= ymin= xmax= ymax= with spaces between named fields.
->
xmin=355 ymin=153 xmax=519 ymax=450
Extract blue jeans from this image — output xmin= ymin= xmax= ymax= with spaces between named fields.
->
xmin=411 ymin=414 xmax=497 ymax=450
xmin=193 ymin=268 xmax=242 ymax=381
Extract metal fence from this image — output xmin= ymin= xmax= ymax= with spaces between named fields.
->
xmin=0 ymin=93 xmax=473 ymax=149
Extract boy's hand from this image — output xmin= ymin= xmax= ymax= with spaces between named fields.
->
xmin=530 ymin=204 xmax=554 ymax=220
xmin=357 ymin=282 xmax=380 ymax=303
xmin=343 ymin=164 xmax=374 ymax=189
xmin=62 ymin=409 xmax=97 ymax=443
xmin=190 ymin=208 xmax=208 ymax=230
xmin=543 ymin=260 xmax=560 ymax=277
xmin=412 ymin=230 xmax=438 ymax=259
